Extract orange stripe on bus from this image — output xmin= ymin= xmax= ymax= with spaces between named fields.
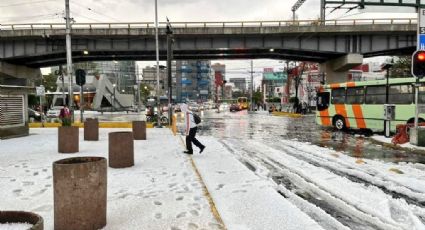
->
xmin=330 ymin=83 xmax=340 ymax=89
xmin=335 ymin=104 xmax=350 ymax=128
xmin=346 ymin=82 xmax=356 ymax=87
xmin=319 ymin=109 xmax=332 ymax=126
xmin=352 ymin=104 xmax=366 ymax=129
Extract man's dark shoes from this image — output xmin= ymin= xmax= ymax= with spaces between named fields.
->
xmin=183 ymin=150 xmax=193 ymax=155
xmin=199 ymin=146 xmax=205 ymax=154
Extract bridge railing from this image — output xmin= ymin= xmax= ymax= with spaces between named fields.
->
xmin=0 ymin=18 xmax=417 ymax=30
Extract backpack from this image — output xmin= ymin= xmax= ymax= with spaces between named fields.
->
xmin=193 ymin=113 xmax=201 ymax=124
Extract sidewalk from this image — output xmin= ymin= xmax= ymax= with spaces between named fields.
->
xmin=0 ymin=128 xmax=322 ymax=230
xmin=371 ymin=135 xmax=425 ymax=154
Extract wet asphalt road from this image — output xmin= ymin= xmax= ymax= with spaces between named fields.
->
xmin=197 ymin=109 xmax=425 ymax=164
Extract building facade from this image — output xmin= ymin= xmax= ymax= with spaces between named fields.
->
xmin=211 ymin=63 xmax=226 ymax=103
xmin=176 ymin=60 xmax=211 ymax=102
xmin=229 ymin=78 xmax=247 ymax=93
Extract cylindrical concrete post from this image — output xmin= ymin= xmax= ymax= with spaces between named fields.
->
xmin=132 ymin=120 xmax=146 ymax=140
xmin=84 ymin=118 xmax=99 ymax=141
xmin=58 ymin=126 xmax=79 ymax=153
xmin=53 ymin=157 xmax=107 ymax=230
xmin=0 ymin=211 xmax=44 ymax=230
xmin=109 ymin=132 xmax=134 ymax=168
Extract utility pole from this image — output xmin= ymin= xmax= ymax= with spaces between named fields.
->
xmin=137 ymin=65 xmax=141 ymax=113
xmin=65 ymin=0 xmax=73 ymax=121
xmin=59 ymin=65 xmax=66 ymax=106
xmin=320 ymin=0 xmax=326 ymax=24
xmin=250 ymin=60 xmax=254 ymax=111
xmin=166 ymin=17 xmax=173 ymax=126
xmin=154 ymin=0 xmax=161 ymax=127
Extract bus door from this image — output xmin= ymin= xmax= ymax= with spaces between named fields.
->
xmin=316 ymin=92 xmax=329 ymax=111
xmin=316 ymin=92 xmax=331 ymax=126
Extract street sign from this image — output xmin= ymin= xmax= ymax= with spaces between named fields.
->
xmin=419 ymin=34 xmax=425 ymax=50
xmin=419 ymin=8 xmax=425 ymax=49
xmin=36 ymin=86 xmax=45 ymax=96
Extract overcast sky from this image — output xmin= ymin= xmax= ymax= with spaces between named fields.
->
xmin=0 ymin=0 xmax=418 ymax=82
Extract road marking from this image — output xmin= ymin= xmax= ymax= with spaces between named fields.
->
xmin=177 ymin=134 xmax=227 ymax=230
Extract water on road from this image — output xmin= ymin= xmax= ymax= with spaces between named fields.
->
xmin=198 ymin=110 xmax=425 ymax=164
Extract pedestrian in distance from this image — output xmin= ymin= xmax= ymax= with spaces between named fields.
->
xmin=181 ymin=103 xmax=205 ymax=155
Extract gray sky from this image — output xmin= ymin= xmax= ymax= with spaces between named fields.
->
xmin=1 ymin=0 xmax=416 ymax=24
xmin=0 ymin=0 xmax=417 ymax=82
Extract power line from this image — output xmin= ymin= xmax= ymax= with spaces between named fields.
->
xmin=0 ymin=0 xmax=56 ymax=8
xmin=71 ymin=1 xmax=122 ymax=22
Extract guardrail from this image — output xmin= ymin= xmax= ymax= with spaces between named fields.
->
xmin=0 ymin=18 xmax=417 ymax=31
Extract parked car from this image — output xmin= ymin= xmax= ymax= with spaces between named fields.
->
xmin=28 ymin=108 xmax=42 ymax=121
xmin=188 ymin=103 xmax=200 ymax=112
xmin=46 ymin=106 xmax=63 ymax=118
xmin=229 ymin=104 xmax=241 ymax=112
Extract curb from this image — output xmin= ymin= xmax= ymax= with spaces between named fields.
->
xmin=369 ymin=137 xmax=425 ymax=155
xmin=177 ymin=135 xmax=227 ymax=230
xmin=271 ymin=111 xmax=302 ymax=118
xmin=29 ymin=122 xmax=156 ymax=128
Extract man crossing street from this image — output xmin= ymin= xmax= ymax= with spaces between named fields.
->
xmin=181 ymin=103 xmax=205 ymax=155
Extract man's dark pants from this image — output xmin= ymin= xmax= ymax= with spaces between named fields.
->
xmin=186 ymin=127 xmax=204 ymax=153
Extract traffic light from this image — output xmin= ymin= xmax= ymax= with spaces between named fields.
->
xmin=412 ymin=50 xmax=425 ymax=78
xmin=75 ymin=69 xmax=86 ymax=86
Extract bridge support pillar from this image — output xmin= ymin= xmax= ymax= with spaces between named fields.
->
xmin=319 ymin=53 xmax=363 ymax=84
xmin=0 ymin=62 xmax=41 ymax=85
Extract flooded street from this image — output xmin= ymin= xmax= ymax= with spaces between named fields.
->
xmin=194 ymin=110 xmax=425 ymax=229
xmin=197 ymin=110 xmax=425 ymax=164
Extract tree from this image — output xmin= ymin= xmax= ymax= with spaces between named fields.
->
xmin=390 ymin=56 xmax=411 ymax=78
xmin=140 ymin=83 xmax=153 ymax=102
xmin=232 ymin=91 xmax=243 ymax=99
xmin=252 ymin=91 xmax=262 ymax=105
xmin=34 ymin=73 xmax=57 ymax=92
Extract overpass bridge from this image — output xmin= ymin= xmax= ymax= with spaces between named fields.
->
xmin=0 ymin=18 xmax=418 ymax=83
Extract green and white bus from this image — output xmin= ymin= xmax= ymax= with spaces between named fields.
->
xmin=316 ymin=78 xmax=425 ymax=132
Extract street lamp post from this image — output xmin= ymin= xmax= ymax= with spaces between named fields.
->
xmin=65 ymin=0 xmax=74 ymax=122
xmin=166 ymin=18 xmax=173 ymax=126
xmin=154 ymin=0 xmax=162 ymax=127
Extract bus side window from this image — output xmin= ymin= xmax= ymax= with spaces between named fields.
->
xmin=317 ymin=92 xmax=330 ymax=111
xmin=331 ymin=88 xmax=345 ymax=104
xmin=365 ymin=86 xmax=386 ymax=104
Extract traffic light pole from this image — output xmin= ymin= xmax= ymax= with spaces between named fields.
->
xmin=80 ymin=85 xmax=84 ymax=123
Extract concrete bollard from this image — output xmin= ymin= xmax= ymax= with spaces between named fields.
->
xmin=84 ymin=118 xmax=99 ymax=141
xmin=58 ymin=126 xmax=79 ymax=153
xmin=108 ymin=132 xmax=134 ymax=168
xmin=53 ymin=157 xmax=107 ymax=230
xmin=0 ymin=211 xmax=44 ymax=230
xmin=132 ymin=120 xmax=146 ymax=140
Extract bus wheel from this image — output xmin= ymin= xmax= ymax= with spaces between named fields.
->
xmin=333 ymin=116 xmax=346 ymax=130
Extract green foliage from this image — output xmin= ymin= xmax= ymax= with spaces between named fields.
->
xmin=61 ymin=117 xmax=72 ymax=127
xmin=252 ymin=91 xmax=262 ymax=104
xmin=289 ymin=97 xmax=299 ymax=104
xmin=232 ymin=91 xmax=243 ymax=98
xmin=28 ymin=95 xmax=38 ymax=107
xmin=390 ymin=56 xmax=411 ymax=78
xmin=266 ymin=97 xmax=281 ymax=103
xmin=35 ymin=73 xmax=58 ymax=92
xmin=140 ymin=83 xmax=153 ymax=102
